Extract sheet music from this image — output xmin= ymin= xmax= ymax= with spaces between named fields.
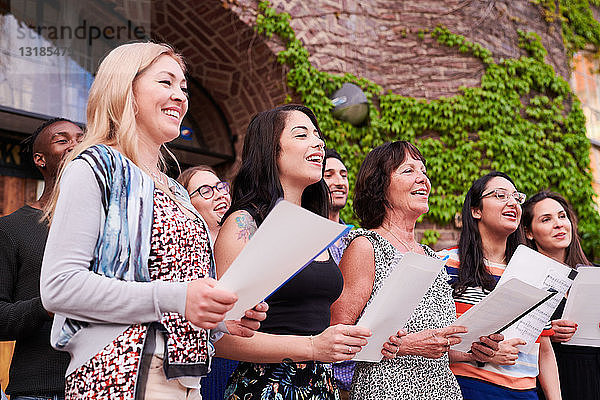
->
xmin=216 ymin=200 xmax=350 ymax=320
xmin=496 ymin=245 xmax=576 ymax=352
xmin=451 ymin=278 xmax=551 ymax=353
xmin=353 ymin=252 xmax=446 ymax=362
xmin=562 ymin=267 xmax=600 ymax=347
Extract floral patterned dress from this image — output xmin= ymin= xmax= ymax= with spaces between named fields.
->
xmin=225 ymin=362 xmax=339 ymax=400
xmin=347 ymin=229 xmax=462 ymax=400
xmin=65 ymin=190 xmax=212 ymax=399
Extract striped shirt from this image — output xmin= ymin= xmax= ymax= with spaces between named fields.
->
xmin=438 ymin=247 xmax=553 ymax=391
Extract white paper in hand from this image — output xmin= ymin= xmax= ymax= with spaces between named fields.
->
xmin=216 ymin=200 xmax=350 ymax=321
xmin=496 ymin=245 xmax=576 ymax=352
xmin=452 ymin=278 xmax=551 ymax=353
xmin=353 ymin=252 xmax=445 ymax=362
xmin=563 ymin=266 xmax=600 ymax=347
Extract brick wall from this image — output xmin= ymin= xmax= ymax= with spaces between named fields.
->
xmin=226 ymin=0 xmax=569 ymax=247
xmin=149 ymin=1 xmax=571 ymax=247
xmin=233 ymin=0 xmax=567 ymax=99
xmin=151 ymin=1 xmax=290 ymax=177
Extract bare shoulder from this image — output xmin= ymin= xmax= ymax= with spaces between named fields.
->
xmin=332 ymin=235 xmax=376 ymax=324
xmin=339 ymin=235 xmax=375 ymax=276
xmin=222 ymin=209 xmax=257 ymax=242
xmin=343 ymin=235 xmax=375 ymax=260
xmin=215 ymin=210 xmax=257 ymax=277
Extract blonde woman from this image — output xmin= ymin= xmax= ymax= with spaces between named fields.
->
xmin=40 ymin=42 xmax=265 ymax=399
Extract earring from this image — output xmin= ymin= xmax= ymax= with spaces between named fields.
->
xmin=41 ymin=163 xmax=46 ymax=168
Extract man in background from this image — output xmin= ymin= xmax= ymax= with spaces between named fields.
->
xmin=0 ymin=118 xmax=83 ymax=400
xmin=324 ymin=148 xmax=354 ymax=399
xmin=324 ymin=148 xmax=350 ymax=264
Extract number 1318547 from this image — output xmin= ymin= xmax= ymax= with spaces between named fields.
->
xmin=19 ymin=47 xmax=72 ymax=56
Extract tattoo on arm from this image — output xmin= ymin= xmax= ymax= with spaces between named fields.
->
xmin=235 ymin=213 xmax=257 ymax=242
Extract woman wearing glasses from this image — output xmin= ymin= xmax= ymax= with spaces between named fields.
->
xmin=177 ymin=166 xmax=231 ymax=243
xmin=439 ymin=172 xmax=561 ymax=400
xmin=177 ymin=165 xmax=236 ymax=400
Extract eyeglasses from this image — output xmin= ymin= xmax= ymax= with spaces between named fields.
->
xmin=190 ymin=181 xmax=230 ymax=200
xmin=481 ymin=188 xmax=526 ymax=205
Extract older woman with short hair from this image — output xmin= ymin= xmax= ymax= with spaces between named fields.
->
xmin=331 ymin=141 xmax=500 ymax=400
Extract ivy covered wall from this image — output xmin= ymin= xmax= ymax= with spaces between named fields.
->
xmin=252 ymin=1 xmax=600 ymax=260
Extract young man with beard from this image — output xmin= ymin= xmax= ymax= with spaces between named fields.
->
xmin=324 ymin=148 xmax=354 ymax=400
xmin=324 ymin=148 xmax=350 ymax=264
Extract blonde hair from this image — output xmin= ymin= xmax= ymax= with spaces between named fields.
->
xmin=44 ymin=42 xmax=186 ymax=221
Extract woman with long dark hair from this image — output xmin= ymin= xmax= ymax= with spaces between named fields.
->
xmin=214 ymin=105 xmax=396 ymax=399
xmin=440 ymin=172 xmax=561 ymax=400
xmin=522 ymin=191 xmax=598 ymax=400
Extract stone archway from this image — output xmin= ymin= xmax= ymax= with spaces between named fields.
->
xmin=151 ymin=1 xmax=289 ymax=175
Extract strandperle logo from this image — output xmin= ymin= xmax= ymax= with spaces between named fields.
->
xmin=16 ymin=19 xmax=147 ymax=46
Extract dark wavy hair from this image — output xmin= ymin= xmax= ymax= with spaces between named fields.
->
xmin=222 ymin=104 xmax=329 ymax=226
xmin=453 ymin=171 xmax=524 ymax=296
xmin=354 ymin=141 xmax=426 ymax=229
xmin=522 ymin=191 xmax=589 ymax=268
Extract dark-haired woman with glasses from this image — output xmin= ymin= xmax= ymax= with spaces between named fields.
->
xmin=177 ymin=165 xmax=231 ymax=243
xmin=439 ymin=171 xmax=561 ymax=400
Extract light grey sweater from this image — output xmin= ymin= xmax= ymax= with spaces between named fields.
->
xmin=40 ymin=160 xmax=188 ymax=374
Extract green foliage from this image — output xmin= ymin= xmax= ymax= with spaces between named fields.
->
xmin=254 ymin=1 xmax=600 ymax=259
xmin=421 ymin=229 xmax=441 ymax=247
xmin=532 ymin=0 xmax=600 ymax=58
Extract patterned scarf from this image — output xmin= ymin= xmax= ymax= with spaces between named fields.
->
xmin=56 ymin=144 xmax=215 ymax=364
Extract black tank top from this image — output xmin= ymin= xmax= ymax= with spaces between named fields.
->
xmin=259 ymin=253 xmax=343 ymax=336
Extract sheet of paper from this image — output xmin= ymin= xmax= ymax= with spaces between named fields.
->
xmin=216 ymin=200 xmax=350 ymax=321
xmin=352 ymin=252 xmax=445 ymax=362
xmin=562 ymin=267 xmax=600 ymax=347
xmin=451 ymin=278 xmax=551 ymax=353
xmin=496 ymin=245 xmax=577 ymax=352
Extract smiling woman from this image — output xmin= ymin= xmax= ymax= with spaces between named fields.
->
xmin=330 ymin=141 xmax=496 ymax=400
xmin=521 ymin=192 xmax=597 ymax=400
xmin=441 ymin=172 xmax=561 ymax=400
xmin=39 ymin=42 xmax=265 ymax=399
xmin=212 ymin=105 xmax=402 ymax=400
xmin=177 ymin=165 xmax=231 ymax=243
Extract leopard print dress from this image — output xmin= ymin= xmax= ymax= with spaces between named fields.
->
xmin=347 ymin=229 xmax=462 ymax=400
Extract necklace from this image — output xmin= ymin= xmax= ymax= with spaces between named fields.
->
xmin=483 ymin=255 xmax=506 ymax=265
xmin=144 ymin=165 xmax=168 ymax=187
xmin=383 ymin=224 xmax=418 ymax=253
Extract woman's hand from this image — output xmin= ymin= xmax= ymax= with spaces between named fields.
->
xmin=470 ymin=333 xmax=504 ymax=363
xmin=551 ymin=319 xmax=577 ymax=343
xmin=489 ymin=337 xmax=526 ymax=365
xmin=312 ymin=324 xmax=371 ymax=362
xmin=225 ymin=302 xmax=269 ymax=338
xmin=382 ymin=329 xmax=407 ymax=359
xmin=399 ymin=326 xmax=467 ymax=359
xmin=185 ymin=277 xmax=237 ymax=329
